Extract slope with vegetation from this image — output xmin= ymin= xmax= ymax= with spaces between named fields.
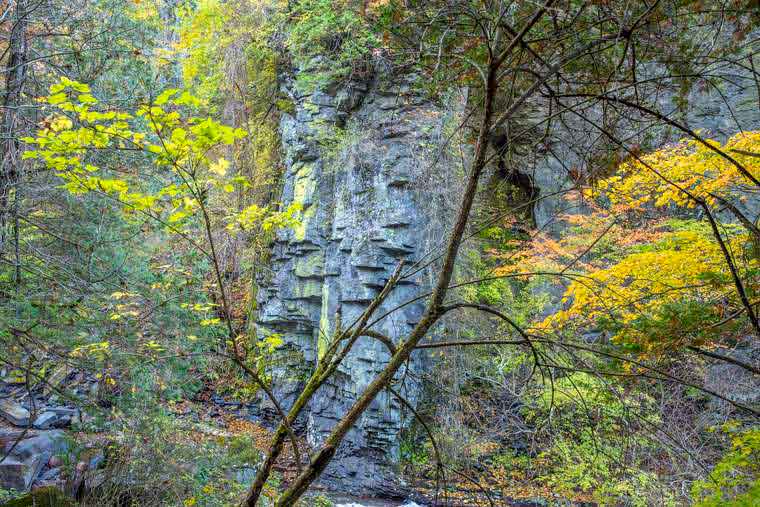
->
xmin=0 ymin=1 xmax=758 ymax=506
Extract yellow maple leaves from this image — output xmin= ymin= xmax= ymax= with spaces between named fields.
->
xmin=530 ymin=132 xmax=760 ymax=352
xmin=209 ymin=157 xmax=229 ymax=176
xmin=596 ymin=131 xmax=760 ymax=210
xmin=22 ymin=78 xmax=291 ymax=237
xmin=543 ymin=225 xmax=756 ymax=351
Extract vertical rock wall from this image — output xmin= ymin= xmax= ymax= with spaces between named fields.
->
xmin=529 ymin=38 xmax=760 ymax=230
xmin=255 ymin=67 xmax=460 ymax=493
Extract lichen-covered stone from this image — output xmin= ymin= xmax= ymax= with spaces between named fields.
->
xmin=0 ymin=487 xmax=74 ymax=507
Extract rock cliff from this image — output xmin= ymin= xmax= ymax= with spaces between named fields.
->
xmin=529 ymin=39 xmax=760 ymax=229
xmin=254 ymin=28 xmax=759 ymax=495
xmin=254 ymin=65 xmax=462 ymax=493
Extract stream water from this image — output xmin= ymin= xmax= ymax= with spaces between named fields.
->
xmin=330 ymin=496 xmax=425 ymax=507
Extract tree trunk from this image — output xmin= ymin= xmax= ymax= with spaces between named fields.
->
xmin=0 ymin=0 xmax=29 ymax=255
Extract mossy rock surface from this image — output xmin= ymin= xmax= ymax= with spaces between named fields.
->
xmin=1 ymin=487 xmax=75 ymax=507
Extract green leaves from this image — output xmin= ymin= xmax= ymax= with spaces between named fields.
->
xmin=286 ymin=0 xmax=378 ymax=92
xmin=692 ymin=425 xmax=760 ymax=506
xmin=22 ymin=79 xmax=276 ymax=230
xmin=47 ymin=92 xmax=69 ymax=105
xmin=258 ymin=333 xmax=284 ymax=353
xmin=155 ymin=88 xmax=180 ymax=105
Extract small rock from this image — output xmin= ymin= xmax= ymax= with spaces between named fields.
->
xmin=235 ymin=466 xmax=257 ymax=485
xmin=33 ymin=411 xmax=60 ymax=430
xmin=39 ymin=466 xmax=62 ymax=481
xmin=0 ymin=398 xmax=31 ymax=426
xmin=48 ymin=455 xmax=63 ymax=468
xmin=87 ymin=450 xmax=105 ymax=470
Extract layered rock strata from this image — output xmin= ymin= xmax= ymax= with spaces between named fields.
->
xmin=255 ymin=68 xmax=461 ymax=492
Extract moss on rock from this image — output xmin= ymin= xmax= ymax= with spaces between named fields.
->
xmin=1 ymin=487 xmax=75 ymax=507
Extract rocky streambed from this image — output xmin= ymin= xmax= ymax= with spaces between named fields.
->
xmin=0 ymin=367 xmax=101 ymax=495
xmin=1 ymin=367 xmax=568 ymax=507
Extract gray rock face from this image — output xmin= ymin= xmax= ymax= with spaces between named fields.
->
xmin=529 ymin=31 xmax=760 ymax=230
xmin=255 ymin=68 xmax=460 ymax=492
xmin=704 ymin=338 xmax=760 ymax=417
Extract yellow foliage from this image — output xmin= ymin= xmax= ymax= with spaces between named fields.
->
xmin=596 ymin=131 xmax=760 ymax=210
xmin=70 ymin=341 xmax=111 ymax=361
xmin=543 ymin=228 xmax=756 ymax=351
xmin=497 ymin=134 xmax=760 ymax=354
xmin=494 ymin=200 xmax=668 ymax=277
xmin=22 ymin=77 xmax=299 ymax=245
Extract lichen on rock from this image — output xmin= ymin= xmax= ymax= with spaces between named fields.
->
xmin=253 ymin=63 xmax=463 ymax=493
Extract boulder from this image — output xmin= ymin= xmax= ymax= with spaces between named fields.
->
xmin=0 ymin=430 xmax=67 ymax=491
xmin=0 ymin=399 xmax=30 ymax=427
xmin=0 ymin=455 xmax=43 ymax=492
xmin=32 ymin=411 xmax=71 ymax=430
xmin=32 ymin=412 xmax=58 ymax=430
xmin=13 ymin=430 xmax=68 ymax=461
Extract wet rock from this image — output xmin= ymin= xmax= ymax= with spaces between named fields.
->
xmin=0 ymin=398 xmax=30 ymax=426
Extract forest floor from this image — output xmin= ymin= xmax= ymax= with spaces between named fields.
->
xmin=158 ymin=388 xmax=575 ymax=506
xmin=1 ymin=368 xmax=584 ymax=506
